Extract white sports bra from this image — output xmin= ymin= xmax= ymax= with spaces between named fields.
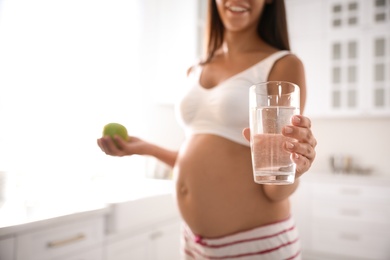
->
xmin=176 ymin=50 xmax=291 ymax=146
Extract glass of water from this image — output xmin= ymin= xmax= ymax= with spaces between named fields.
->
xmin=249 ymin=81 xmax=300 ymax=185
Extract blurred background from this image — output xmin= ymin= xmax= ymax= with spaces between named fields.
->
xmin=0 ymin=0 xmax=389 ymax=259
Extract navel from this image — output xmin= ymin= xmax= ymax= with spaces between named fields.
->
xmin=177 ymin=182 xmax=189 ymax=197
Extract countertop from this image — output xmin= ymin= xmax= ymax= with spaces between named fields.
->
xmin=303 ymin=171 xmax=390 ymax=186
xmin=0 ymin=177 xmax=175 ymax=237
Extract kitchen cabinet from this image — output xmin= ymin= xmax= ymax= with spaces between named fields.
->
xmin=106 ymin=229 xmax=150 ymax=260
xmin=152 ymin=221 xmax=181 ymax=260
xmin=0 ymin=201 xmax=107 ymax=260
xmin=105 ymin=220 xmax=181 ymax=260
xmin=105 ymin=193 xmax=181 ymax=260
xmin=291 ymin=173 xmax=390 ymax=259
xmin=0 ymin=178 xmax=179 ymax=260
xmin=286 ymin=0 xmax=390 ymax=118
xmin=0 ymin=236 xmax=15 ymax=260
xmin=15 ymin=215 xmax=105 ymax=260
xmin=57 ymin=247 xmax=103 ymax=260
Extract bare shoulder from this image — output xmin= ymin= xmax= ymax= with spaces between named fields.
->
xmin=268 ymin=53 xmax=307 ymax=112
xmin=277 ymin=53 xmax=304 ymax=68
xmin=268 ymin=53 xmax=306 ymax=87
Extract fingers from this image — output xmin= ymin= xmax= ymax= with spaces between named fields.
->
xmin=283 ymin=115 xmax=317 ymax=148
xmin=97 ymin=136 xmax=125 ymax=156
xmin=291 ymin=152 xmax=312 ymax=178
xmin=114 ymin=135 xmax=129 ymax=148
xmin=242 ymin=128 xmax=250 ymax=142
xmin=291 ymin=114 xmax=311 ymax=128
xmin=284 ymin=140 xmax=316 ymax=162
xmin=244 ymin=115 xmax=316 ymax=178
xmin=282 ymin=115 xmax=317 ymax=176
xmin=97 ymin=138 xmax=104 ymax=151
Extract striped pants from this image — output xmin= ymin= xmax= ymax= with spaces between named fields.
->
xmin=182 ymin=216 xmax=301 ymax=260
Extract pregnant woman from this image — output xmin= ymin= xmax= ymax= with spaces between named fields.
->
xmin=98 ymin=0 xmax=317 ymax=259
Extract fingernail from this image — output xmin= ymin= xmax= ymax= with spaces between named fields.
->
xmin=286 ymin=141 xmax=294 ymax=149
xmin=285 ymin=126 xmax=293 ymax=134
xmin=293 ymin=116 xmax=301 ymax=124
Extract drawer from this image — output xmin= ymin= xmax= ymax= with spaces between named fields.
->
xmin=310 ymin=182 xmax=390 ymax=203
xmin=311 ymin=220 xmax=390 ymax=259
xmin=58 ymin=247 xmax=103 ymax=260
xmin=311 ymin=199 xmax=390 ymax=224
xmin=0 ymin=236 xmax=15 ymax=260
xmin=16 ymin=217 xmax=104 ymax=260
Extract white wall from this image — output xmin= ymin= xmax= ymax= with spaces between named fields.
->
xmin=310 ymin=117 xmax=390 ymax=175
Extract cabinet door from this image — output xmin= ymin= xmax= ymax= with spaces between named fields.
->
xmin=57 ymin=247 xmax=103 ymax=260
xmin=16 ymin=217 xmax=104 ymax=260
xmin=290 ymin=181 xmax=312 ymax=252
xmin=302 ymin=176 xmax=390 ymax=259
xmin=287 ymin=0 xmax=390 ymax=118
xmin=106 ymin=220 xmax=181 ymax=260
xmin=105 ymin=232 xmax=151 ymax=260
xmin=0 ymin=236 xmax=15 ymax=260
xmin=152 ymin=221 xmax=181 ymax=260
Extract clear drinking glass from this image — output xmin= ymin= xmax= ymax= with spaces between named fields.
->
xmin=249 ymin=81 xmax=300 ymax=185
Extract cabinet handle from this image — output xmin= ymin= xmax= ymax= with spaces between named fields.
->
xmin=47 ymin=233 xmax=86 ymax=248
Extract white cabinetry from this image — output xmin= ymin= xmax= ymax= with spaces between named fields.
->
xmin=105 ymin=220 xmax=181 ymax=260
xmin=15 ymin=216 xmax=105 ymax=260
xmin=291 ymin=174 xmax=390 ymax=259
xmin=0 ymin=179 xmax=178 ymax=260
xmin=152 ymin=221 xmax=181 ymax=260
xmin=105 ymin=193 xmax=181 ymax=260
xmin=57 ymin=247 xmax=102 ymax=260
xmin=286 ymin=0 xmax=390 ymax=118
xmin=106 ymin=229 xmax=150 ymax=259
xmin=0 ymin=236 xmax=15 ymax=260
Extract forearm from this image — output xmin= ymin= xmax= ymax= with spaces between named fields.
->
xmin=148 ymin=144 xmax=178 ymax=168
xmin=262 ymin=179 xmax=299 ymax=202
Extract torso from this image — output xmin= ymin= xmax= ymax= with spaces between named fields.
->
xmin=174 ymin=49 xmax=291 ymax=238
xmin=174 ymin=135 xmax=290 ymax=237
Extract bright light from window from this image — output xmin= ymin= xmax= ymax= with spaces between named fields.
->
xmin=0 ymin=0 xmax=196 ymax=188
xmin=0 ymin=0 xmax=146 ymax=181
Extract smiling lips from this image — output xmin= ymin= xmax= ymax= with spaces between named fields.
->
xmin=225 ymin=3 xmax=250 ymax=13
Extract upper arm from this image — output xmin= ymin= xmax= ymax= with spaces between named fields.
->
xmin=267 ymin=54 xmax=307 ymax=114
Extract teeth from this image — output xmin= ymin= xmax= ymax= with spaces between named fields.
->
xmin=228 ymin=6 xmax=247 ymax=12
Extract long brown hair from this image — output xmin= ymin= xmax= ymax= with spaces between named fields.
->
xmin=201 ymin=0 xmax=290 ymax=64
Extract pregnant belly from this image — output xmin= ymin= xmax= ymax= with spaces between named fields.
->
xmin=173 ymin=134 xmax=289 ymax=237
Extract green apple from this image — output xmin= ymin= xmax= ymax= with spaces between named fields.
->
xmin=102 ymin=123 xmax=129 ymax=146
